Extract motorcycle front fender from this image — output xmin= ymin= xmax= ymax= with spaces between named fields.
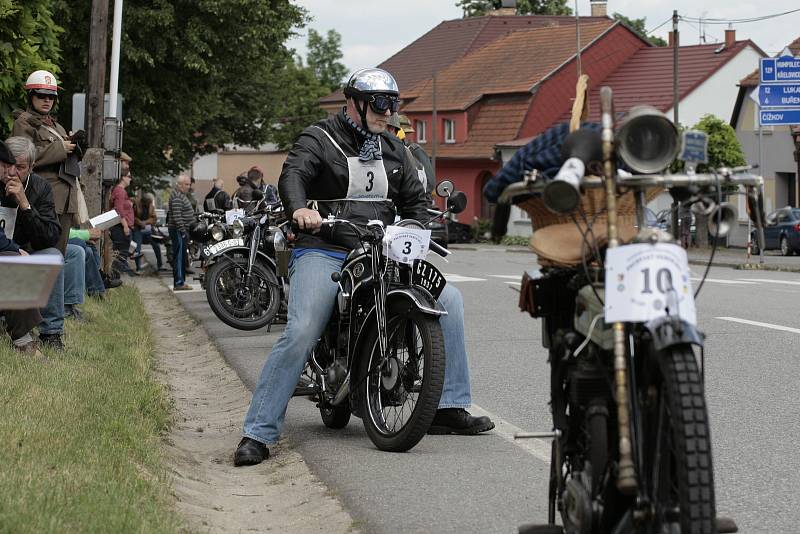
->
xmin=204 ymin=246 xmax=277 ymax=270
xmin=351 ymin=287 xmax=448 ymax=357
xmin=644 ymin=315 xmax=705 ymax=351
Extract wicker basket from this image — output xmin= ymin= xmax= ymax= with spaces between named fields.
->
xmin=517 ymin=182 xmax=663 ymax=231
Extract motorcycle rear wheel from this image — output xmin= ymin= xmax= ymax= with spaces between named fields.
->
xmin=205 ymin=258 xmax=280 ymax=330
xmin=643 ymin=345 xmax=716 ymax=534
xmin=357 ymin=309 xmax=445 ymax=452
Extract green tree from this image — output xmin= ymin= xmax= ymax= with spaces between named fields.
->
xmin=306 ymin=29 xmax=347 ymax=92
xmin=269 ymin=56 xmax=328 ymax=150
xmin=613 ymin=13 xmax=667 ymax=47
xmin=458 ymin=0 xmax=571 ymax=17
xmin=53 ymin=0 xmax=307 ymax=190
xmin=690 ymin=114 xmax=747 ymax=247
xmin=0 ymin=0 xmax=63 ymax=137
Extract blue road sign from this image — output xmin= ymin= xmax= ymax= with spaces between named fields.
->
xmin=679 ymin=130 xmax=708 ymax=164
xmin=758 ymin=84 xmax=800 ymax=107
xmin=759 ymin=109 xmax=800 ymax=126
xmin=761 ymin=56 xmax=800 ymax=83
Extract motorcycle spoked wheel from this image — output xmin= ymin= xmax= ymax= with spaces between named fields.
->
xmin=205 ymin=258 xmax=280 ymax=330
xmin=641 ymin=345 xmax=716 ymax=534
xmin=356 ymin=309 xmax=445 ymax=452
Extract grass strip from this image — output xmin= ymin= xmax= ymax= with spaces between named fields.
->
xmin=0 ymin=286 xmax=181 ymax=533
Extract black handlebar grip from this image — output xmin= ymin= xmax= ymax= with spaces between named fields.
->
xmin=429 ymin=239 xmax=451 ymax=257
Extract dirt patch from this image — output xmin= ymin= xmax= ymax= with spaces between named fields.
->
xmin=135 ymin=276 xmax=356 ymax=533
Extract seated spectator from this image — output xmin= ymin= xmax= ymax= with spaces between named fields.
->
xmin=0 ymin=143 xmax=44 ymax=358
xmin=132 ymin=191 xmax=164 ymax=272
xmin=68 ymin=227 xmax=119 ymax=299
xmin=2 ymin=136 xmax=67 ymax=349
xmin=63 ymin=242 xmax=87 ymax=321
xmin=109 ymin=170 xmax=136 ymax=277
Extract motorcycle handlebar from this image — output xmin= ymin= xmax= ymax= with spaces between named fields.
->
xmin=496 ymin=171 xmax=764 ymax=204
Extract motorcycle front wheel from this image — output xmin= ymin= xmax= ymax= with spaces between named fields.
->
xmin=641 ymin=345 xmax=716 ymax=534
xmin=205 ymin=257 xmax=281 ymax=330
xmin=357 ymin=308 xmax=445 ymax=452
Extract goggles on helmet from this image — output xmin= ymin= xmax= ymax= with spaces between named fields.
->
xmin=367 ymin=93 xmax=400 ymax=115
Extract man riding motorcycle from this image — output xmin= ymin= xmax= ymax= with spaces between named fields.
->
xmin=234 ymin=68 xmax=494 ymax=466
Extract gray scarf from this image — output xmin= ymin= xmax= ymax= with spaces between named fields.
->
xmin=344 ymin=111 xmax=382 ymax=161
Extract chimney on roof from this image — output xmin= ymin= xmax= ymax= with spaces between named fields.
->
xmin=590 ymin=1 xmax=608 ymax=17
xmin=489 ymin=0 xmax=516 ymax=16
xmin=725 ymin=26 xmax=736 ymax=48
xmin=668 ymin=30 xmax=675 ymax=48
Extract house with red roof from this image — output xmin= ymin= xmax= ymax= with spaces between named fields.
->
xmin=320 ymin=3 xmax=764 ymax=229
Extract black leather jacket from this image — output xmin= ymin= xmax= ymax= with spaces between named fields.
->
xmin=279 ymin=111 xmax=429 ymax=252
xmin=0 ymin=172 xmax=61 ymax=252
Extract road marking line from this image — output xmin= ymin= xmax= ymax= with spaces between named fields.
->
xmin=506 ymin=282 xmax=521 ymax=287
xmin=470 ymin=404 xmax=551 ymax=463
xmin=689 ymin=277 xmax=757 ymax=285
xmin=490 ymin=275 xmax=523 ymax=280
xmin=716 ymin=317 xmax=800 ymax=334
xmin=736 ymin=278 xmax=800 ymax=286
xmin=442 ymin=274 xmax=486 ymax=282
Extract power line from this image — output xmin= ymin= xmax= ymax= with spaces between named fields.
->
xmin=646 ymin=16 xmax=672 ymax=35
xmin=681 ymin=7 xmax=800 ymax=25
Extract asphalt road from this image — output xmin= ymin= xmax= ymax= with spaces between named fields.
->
xmin=164 ymin=248 xmax=800 ymax=533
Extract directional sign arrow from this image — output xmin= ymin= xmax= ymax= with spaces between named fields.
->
xmin=757 ymin=83 xmax=800 ymax=108
xmin=759 ymin=108 xmax=800 ymax=126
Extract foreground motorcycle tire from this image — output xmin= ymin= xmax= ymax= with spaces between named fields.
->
xmin=205 ymin=258 xmax=281 ymax=330
xmin=356 ymin=309 xmax=445 ymax=452
xmin=645 ymin=345 xmax=716 ymax=534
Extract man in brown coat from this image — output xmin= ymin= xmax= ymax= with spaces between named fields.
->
xmin=12 ymin=70 xmax=83 ymax=253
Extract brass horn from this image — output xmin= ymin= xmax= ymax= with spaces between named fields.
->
xmin=708 ymin=202 xmax=737 ymax=238
xmin=616 ymin=106 xmax=679 ymax=174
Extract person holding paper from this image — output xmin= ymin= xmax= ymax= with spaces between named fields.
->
xmin=234 ymin=68 xmax=493 ymax=467
xmin=12 ymin=70 xmax=83 ymax=254
xmin=1 ymin=137 xmax=66 ymax=350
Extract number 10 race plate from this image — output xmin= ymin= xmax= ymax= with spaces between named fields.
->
xmin=412 ymin=260 xmax=446 ymax=299
xmin=604 ymin=243 xmax=696 ymax=325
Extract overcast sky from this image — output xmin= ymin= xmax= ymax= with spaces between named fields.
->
xmin=287 ymin=0 xmax=800 ymax=78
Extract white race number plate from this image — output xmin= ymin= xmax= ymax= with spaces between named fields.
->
xmin=204 ymin=238 xmax=245 ymax=257
xmin=604 ymin=243 xmax=696 ymax=325
xmin=383 ymin=225 xmax=431 ymax=265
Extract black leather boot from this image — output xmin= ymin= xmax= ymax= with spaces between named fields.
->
xmin=234 ymin=437 xmax=269 ymax=466
xmin=428 ymin=408 xmax=495 ymax=435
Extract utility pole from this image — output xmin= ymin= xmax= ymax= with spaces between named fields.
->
xmin=431 ymin=72 xmax=438 ymax=182
xmin=671 ymin=10 xmax=680 ymax=239
xmin=84 ymin=0 xmax=109 ymax=218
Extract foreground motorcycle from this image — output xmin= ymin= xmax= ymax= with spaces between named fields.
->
xmin=203 ymin=195 xmax=289 ymax=330
xmin=290 ymin=182 xmax=466 ymax=452
xmin=496 ymin=88 xmax=765 ymax=534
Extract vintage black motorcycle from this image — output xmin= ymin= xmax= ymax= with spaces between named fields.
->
xmin=203 ymin=195 xmax=289 ymax=330
xmin=289 ymin=182 xmax=467 ymax=452
xmin=496 ymin=88 xmax=765 ymax=534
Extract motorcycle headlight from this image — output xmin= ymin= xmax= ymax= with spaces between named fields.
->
xmin=210 ymin=223 xmax=226 ymax=242
xmin=231 ymin=219 xmax=245 ymax=238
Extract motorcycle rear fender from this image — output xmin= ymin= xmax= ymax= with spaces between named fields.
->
xmin=644 ymin=315 xmax=705 ymax=351
xmin=351 ymin=287 xmax=447 ymax=356
xmin=205 ymin=246 xmax=277 ymax=270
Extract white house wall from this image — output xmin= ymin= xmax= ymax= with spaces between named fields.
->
xmin=664 ymin=46 xmax=763 ymax=128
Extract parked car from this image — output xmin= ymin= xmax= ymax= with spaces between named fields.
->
xmin=429 ymin=215 xmax=449 ymax=248
xmin=751 ymin=206 xmax=800 ymax=256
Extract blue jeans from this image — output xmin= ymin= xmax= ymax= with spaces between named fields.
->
xmin=34 ymin=247 xmax=64 ymax=335
xmin=68 ymin=238 xmax=105 ymax=297
xmin=64 ymin=243 xmax=86 ymax=307
xmin=169 ymin=228 xmax=186 ymax=287
xmin=243 ymin=252 xmax=472 ymax=445
xmin=132 ymin=227 xmax=163 ymax=271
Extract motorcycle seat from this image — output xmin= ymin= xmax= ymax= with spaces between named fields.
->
xmin=529 ymin=215 xmax=639 ymax=267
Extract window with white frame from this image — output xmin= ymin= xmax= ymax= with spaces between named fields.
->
xmin=415 ymin=120 xmax=427 ymax=143
xmin=444 ymin=119 xmax=456 ymax=143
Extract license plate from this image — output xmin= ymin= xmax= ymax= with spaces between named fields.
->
xmin=604 ymin=243 xmax=696 ymax=325
xmin=203 ymin=238 xmax=244 ymax=257
xmin=412 ymin=260 xmax=446 ymax=299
